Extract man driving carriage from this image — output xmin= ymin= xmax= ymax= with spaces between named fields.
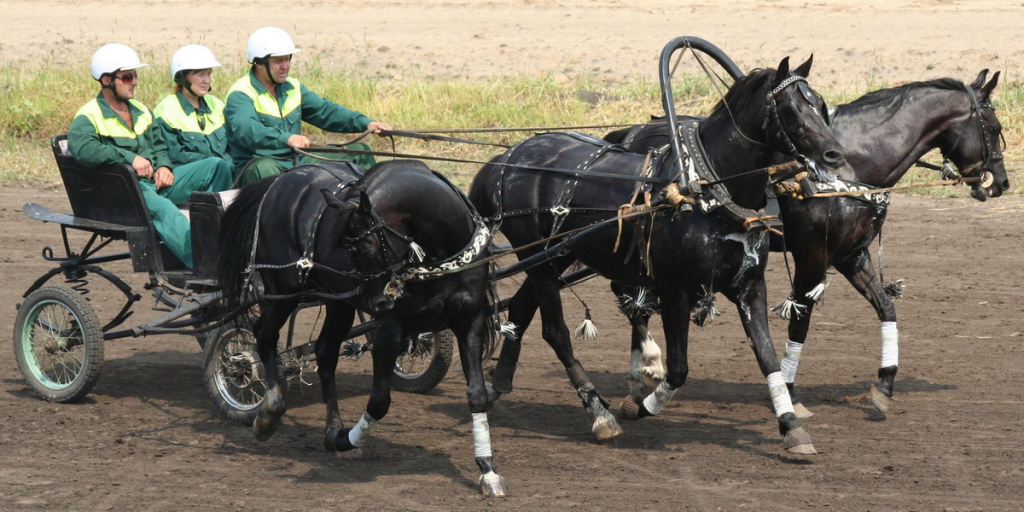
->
xmin=225 ymin=27 xmax=392 ymax=186
xmin=68 ymin=43 xmax=232 ymax=269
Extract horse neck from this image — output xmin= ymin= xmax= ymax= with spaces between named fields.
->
xmin=698 ymin=107 xmax=771 ymax=208
xmin=837 ymin=88 xmax=969 ymax=187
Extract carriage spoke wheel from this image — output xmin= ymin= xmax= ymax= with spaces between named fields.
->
xmin=203 ymin=322 xmax=268 ymax=426
xmin=13 ymin=285 xmax=104 ymax=403
xmin=391 ymin=330 xmax=455 ymax=393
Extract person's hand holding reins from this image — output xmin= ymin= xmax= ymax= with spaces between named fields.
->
xmin=287 ymin=134 xmax=311 ymax=148
xmin=367 ymin=121 xmax=392 ymax=135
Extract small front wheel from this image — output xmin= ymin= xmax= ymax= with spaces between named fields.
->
xmin=203 ymin=320 xmax=267 ymax=426
xmin=13 ymin=285 xmax=104 ymax=403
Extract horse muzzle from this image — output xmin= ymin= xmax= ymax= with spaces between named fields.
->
xmin=807 ymin=159 xmax=839 ymax=183
xmin=969 ymin=170 xmax=1008 ymax=201
xmin=821 ymin=149 xmax=847 ymax=169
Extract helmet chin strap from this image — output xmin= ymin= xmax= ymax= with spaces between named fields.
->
xmin=255 ymin=57 xmax=284 ymax=85
xmin=101 ymin=72 xmax=132 ymax=103
xmin=175 ymin=72 xmax=206 ymax=99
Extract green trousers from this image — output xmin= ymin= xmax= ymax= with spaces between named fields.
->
xmin=233 ymin=143 xmax=377 ymax=187
xmin=140 ymin=156 xmax=233 ymax=268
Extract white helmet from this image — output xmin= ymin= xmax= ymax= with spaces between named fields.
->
xmin=90 ymin=43 xmax=148 ymax=81
xmin=246 ymin=26 xmax=301 ymax=63
xmin=170 ymin=44 xmax=221 ymax=81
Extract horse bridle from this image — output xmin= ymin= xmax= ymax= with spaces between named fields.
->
xmin=343 ymin=204 xmax=420 ymax=299
xmin=942 ymin=83 xmax=1003 ymax=185
xmin=762 ymin=75 xmax=830 ymax=169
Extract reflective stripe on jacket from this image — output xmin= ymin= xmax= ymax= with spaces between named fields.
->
xmin=68 ymin=93 xmax=171 ymax=169
xmin=224 ymin=70 xmax=372 ymax=168
xmin=154 ymin=92 xmax=228 ymax=165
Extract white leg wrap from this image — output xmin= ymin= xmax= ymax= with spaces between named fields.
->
xmin=641 ymin=381 xmax=677 ymax=416
xmin=348 ymin=412 xmax=378 ymax=448
xmin=780 ymin=340 xmax=803 ymax=384
xmin=472 ymin=412 xmax=493 ymax=459
xmin=880 ymin=321 xmax=899 ymax=368
xmin=767 ymin=372 xmax=795 ymax=417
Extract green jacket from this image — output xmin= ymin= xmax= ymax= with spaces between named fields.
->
xmin=68 ymin=92 xmax=172 ymax=170
xmin=224 ymin=69 xmax=373 ymax=168
xmin=153 ymin=92 xmax=228 ymax=165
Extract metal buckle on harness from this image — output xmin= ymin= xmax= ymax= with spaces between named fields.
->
xmin=940 ymin=161 xmax=959 ymax=181
xmin=296 ymin=258 xmax=314 ymax=270
xmin=550 ymin=205 xmax=570 ymax=216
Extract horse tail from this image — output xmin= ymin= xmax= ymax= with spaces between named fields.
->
xmin=216 ymin=176 xmax=281 ymax=313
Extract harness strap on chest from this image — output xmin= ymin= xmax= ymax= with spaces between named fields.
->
xmin=678 ymin=118 xmax=782 ymax=232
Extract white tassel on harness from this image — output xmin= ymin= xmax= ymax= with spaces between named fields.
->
xmin=497 ymin=321 xmax=518 ymax=341
xmin=616 ymin=287 xmax=660 ymax=318
xmin=804 ymin=277 xmax=830 ymax=303
xmin=574 ymin=308 xmax=599 ymax=340
xmin=407 ymin=241 xmax=426 ymax=263
xmin=771 ymin=294 xmax=808 ymax=320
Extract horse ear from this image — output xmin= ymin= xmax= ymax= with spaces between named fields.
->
xmin=793 ymin=54 xmax=813 ymax=78
xmin=981 ymin=71 xmax=1001 ymax=100
xmin=774 ymin=57 xmax=791 ymax=85
xmin=321 ymin=189 xmax=349 ymax=210
xmin=358 ymin=190 xmax=373 ymax=214
xmin=969 ymin=69 xmax=989 ymax=90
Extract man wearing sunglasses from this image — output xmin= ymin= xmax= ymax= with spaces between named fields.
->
xmin=69 ymin=43 xmax=231 ymax=269
xmin=224 ymin=26 xmax=392 ymax=186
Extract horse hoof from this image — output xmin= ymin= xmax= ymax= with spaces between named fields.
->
xmin=870 ymin=384 xmax=890 ymax=417
xmin=793 ymin=402 xmax=814 ymax=419
xmin=783 ymin=426 xmax=818 ymax=455
xmin=485 ymin=381 xmax=502 ymax=405
xmin=252 ymin=412 xmax=282 ymax=442
xmin=479 ymin=471 xmax=508 ymax=497
xmin=593 ymin=413 xmax=623 ymax=441
xmin=616 ymin=395 xmax=641 ymax=421
xmin=324 ymin=428 xmax=342 ymax=452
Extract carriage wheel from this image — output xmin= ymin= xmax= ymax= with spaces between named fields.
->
xmin=391 ymin=330 xmax=455 ymax=393
xmin=13 ymin=285 xmax=104 ymax=403
xmin=203 ymin=321 xmax=267 ymax=426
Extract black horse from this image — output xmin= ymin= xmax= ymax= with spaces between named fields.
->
xmin=469 ymin=57 xmax=846 ymax=454
xmin=605 ymin=70 xmax=1009 ymax=418
xmin=217 ymin=160 xmax=507 ymax=496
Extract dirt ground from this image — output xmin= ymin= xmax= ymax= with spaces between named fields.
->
xmin=7 ymin=0 xmax=1024 ymax=86
xmin=3 ymin=1 xmax=1024 ymax=511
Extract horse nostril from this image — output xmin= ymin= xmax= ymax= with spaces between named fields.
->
xmin=823 ymin=150 xmax=845 ymax=167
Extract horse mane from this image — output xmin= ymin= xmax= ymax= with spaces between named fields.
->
xmin=709 ymin=67 xmax=774 ymax=118
xmin=838 ymin=77 xmax=965 ymax=121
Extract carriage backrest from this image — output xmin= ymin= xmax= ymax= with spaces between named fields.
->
xmin=50 ymin=133 xmax=181 ymax=273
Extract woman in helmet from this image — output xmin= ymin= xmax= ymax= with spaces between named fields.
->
xmin=69 ymin=43 xmax=230 ymax=269
xmin=153 ymin=44 xmax=234 ymax=190
xmin=224 ymin=26 xmax=391 ymax=186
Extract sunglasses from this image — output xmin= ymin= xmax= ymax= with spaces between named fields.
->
xmin=114 ymin=72 xmax=137 ymax=82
